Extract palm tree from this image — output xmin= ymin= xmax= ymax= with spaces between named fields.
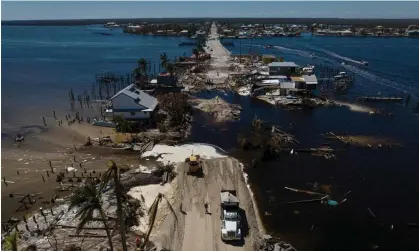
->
xmin=137 ymin=58 xmax=148 ymax=75
xmin=142 ymin=193 xmax=178 ymax=248
xmin=100 ymin=160 xmax=128 ymax=251
xmin=165 ymin=62 xmax=175 ymax=77
xmin=160 ymin=53 xmax=168 ymax=69
xmin=132 ymin=68 xmax=142 ymax=82
xmin=69 ymin=179 xmax=114 ymax=251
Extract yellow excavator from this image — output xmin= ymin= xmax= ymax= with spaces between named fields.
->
xmin=185 ymin=154 xmax=203 ymax=175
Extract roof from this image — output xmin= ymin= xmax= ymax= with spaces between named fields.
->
xmin=111 ymin=84 xmax=158 ymax=110
xmin=189 ymin=156 xmax=197 ymax=162
xmin=291 ymin=76 xmax=304 ymax=82
xmin=268 ymin=62 xmax=299 ymax=67
xmin=221 ymin=191 xmax=239 ymax=204
xmin=303 ymin=74 xmax=318 ymax=84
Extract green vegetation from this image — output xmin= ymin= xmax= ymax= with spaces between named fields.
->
xmin=69 ymin=179 xmax=114 ymax=251
xmin=100 ymin=160 xmax=129 ymax=251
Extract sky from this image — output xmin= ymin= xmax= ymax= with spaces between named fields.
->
xmin=2 ymin=1 xmax=419 ymax=20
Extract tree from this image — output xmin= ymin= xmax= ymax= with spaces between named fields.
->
xmin=142 ymin=193 xmax=177 ymax=249
xmin=69 ymin=179 xmax=114 ymax=251
xmin=112 ymin=115 xmax=132 ymax=134
xmin=192 ymin=48 xmax=199 ymax=59
xmin=165 ymin=62 xmax=175 ymax=77
xmin=100 ymin=161 xmax=128 ymax=251
xmin=137 ymin=58 xmax=148 ymax=75
xmin=158 ymin=93 xmax=190 ymax=126
xmin=160 ymin=53 xmax=168 ymax=69
xmin=132 ymin=68 xmax=142 ymax=82
xmin=197 ymin=43 xmax=204 ymax=52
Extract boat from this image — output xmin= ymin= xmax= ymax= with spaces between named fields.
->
xmin=92 ymin=119 xmax=115 ymax=128
xmin=341 ymin=62 xmax=346 ymax=65
xmin=361 ymin=60 xmax=369 ymax=66
xmin=310 ymin=53 xmax=317 ymax=58
xmin=334 ymin=72 xmax=349 ymax=80
xmin=104 ymin=22 xmax=120 ymax=28
xmin=15 ymin=134 xmax=24 ymax=142
xmin=303 ymin=65 xmax=315 ymax=74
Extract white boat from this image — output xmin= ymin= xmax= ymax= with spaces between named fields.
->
xmin=361 ymin=60 xmax=369 ymax=66
xmin=104 ymin=22 xmax=120 ymax=28
xmin=334 ymin=72 xmax=349 ymax=80
xmin=303 ymin=65 xmax=315 ymax=74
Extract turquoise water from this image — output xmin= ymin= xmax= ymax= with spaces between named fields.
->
xmin=2 ymin=25 xmax=419 ymax=250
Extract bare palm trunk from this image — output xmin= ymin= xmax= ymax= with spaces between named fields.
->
xmin=99 ymin=209 xmax=114 ymax=251
xmin=113 ymin=167 xmax=128 ymax=251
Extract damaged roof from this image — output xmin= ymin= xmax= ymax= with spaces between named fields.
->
xmin=111 ymin=84 xmax=158 ymax=110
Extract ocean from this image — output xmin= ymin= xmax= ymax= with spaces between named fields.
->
xmin=2 ymin=25 xmax=419 ymax=250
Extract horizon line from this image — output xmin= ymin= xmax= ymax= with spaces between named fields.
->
xmin=4 ymin=17 xmax=419 ymax=22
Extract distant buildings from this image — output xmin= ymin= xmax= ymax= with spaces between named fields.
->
xmin=406 ymin=29 xmax=419 ymax=37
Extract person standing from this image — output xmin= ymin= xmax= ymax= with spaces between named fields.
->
xmin=204 ymin=202 xmax=209 ymax=214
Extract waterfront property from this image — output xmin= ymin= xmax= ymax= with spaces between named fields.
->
xmin=105 ymin=84 xmax=158 ymax=120
xmin=268 ymin=62 xmax=299 ymax=75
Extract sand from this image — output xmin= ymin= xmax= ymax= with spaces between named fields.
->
xmin=2 ymin=118 xmax=126 ymax=221
xmin=137 ymin=143 xmax=265 ymax=250
xmin=333 ymin=100 xmax=375 ymax=113
xmin=141 ymin=143 xmax=227 ymax=165
xmin=151 ymin=158 xmax=260 ymax=251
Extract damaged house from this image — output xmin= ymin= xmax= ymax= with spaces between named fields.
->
xmin=105 ymin=84 xmax=158 ymax=120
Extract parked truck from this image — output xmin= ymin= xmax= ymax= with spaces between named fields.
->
xmin=220 ymin=190 xmax=242 ymax=241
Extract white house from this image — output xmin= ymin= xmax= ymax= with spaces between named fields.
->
xmin=105 ymin=84 xmax=158 ymax=120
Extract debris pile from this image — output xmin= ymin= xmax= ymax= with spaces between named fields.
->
xmin=325 ymin=132 xmax=402 ymax=148
xmin=258 ymin=235 xmax=297 ymax=251
xmin=190 ymin=96 xmax=242 ymax=122
xmin=238 ymin=117 xmax=298 ymax=158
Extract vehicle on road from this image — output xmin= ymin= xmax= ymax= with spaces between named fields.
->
xmin=220 ymin=190 xmax=242 ymax=241
xmin=185 ymin=155 xmax=203 ymax=175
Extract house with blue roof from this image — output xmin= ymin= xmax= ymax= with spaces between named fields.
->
xmin=104 ymin=84 xmax=158 ymax=120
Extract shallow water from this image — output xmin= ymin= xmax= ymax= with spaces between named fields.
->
xmin=2 ymin=25 xmax=419 ymax=250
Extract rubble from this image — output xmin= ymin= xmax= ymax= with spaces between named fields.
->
xmin=190 ymin=96 xmax=242 ymax=122
xmin=258 ymin=235 xmax=297 ymax=251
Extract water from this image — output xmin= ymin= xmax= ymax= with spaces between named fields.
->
xmin=3 ymin=26 xmax=419 ymax=250
xmin=2 ymin=25 xmax=194 ymax=131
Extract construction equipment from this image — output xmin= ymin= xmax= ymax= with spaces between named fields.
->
xmin=220 ymin=190 xmax=242 ymax=241
xmin=185 ymin=155 xmax=203 ymax=175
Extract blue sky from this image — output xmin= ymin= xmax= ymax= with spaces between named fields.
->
xmin=2 ymin=1 xmax=419 ymax=20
